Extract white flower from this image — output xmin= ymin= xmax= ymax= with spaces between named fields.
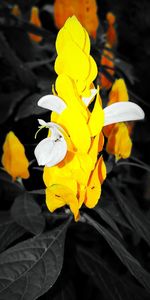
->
xmin=34 ymin=120 xmax=67 ymax=167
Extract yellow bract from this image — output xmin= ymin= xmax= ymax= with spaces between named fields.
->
xmin=2 ymin=131 xmax=30 ymax=180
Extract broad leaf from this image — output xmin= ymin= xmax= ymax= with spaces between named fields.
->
xmin=0 ymin=219 xmax=71 ymax=300
xmin=11 ymin=192 xmax=45 ymax=235
xmin=0 ymin=211 xmax=26 ymax=253
xmin=84 ymin=213 xmax=150 ymax=293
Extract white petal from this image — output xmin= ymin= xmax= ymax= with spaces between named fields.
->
xmin=82 ymin=89 xmax=97 ymax=106
xmin=38 ymin=95 xmax=67 ymax=114
xmin=104 ymin=102 xmax=145 ymax=126
xmin=34 ymin=122 xmax=67 ymax=167
xmin=34 ymin=133 xmax=67 ymax=167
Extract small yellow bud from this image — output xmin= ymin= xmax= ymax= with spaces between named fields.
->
xmin=2 ymin=131 xmax=30 ymax=180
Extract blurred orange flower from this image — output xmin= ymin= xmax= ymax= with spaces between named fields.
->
xmin=54 ymin=0 xmax=99 ymax=38
xmin=106 ymin=12 xmax=117 ymax=48
xmin=11 ymin=4 xmax=21 ymax=17
xmin=2 ymin=131 xmax=30 ymax=180
xmin=29 ymin=7 xmax=42 ymax=43
xmin=99 ymin=44 xmax=115 ymax=90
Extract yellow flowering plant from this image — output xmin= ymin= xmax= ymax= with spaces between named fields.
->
xmin=34 ymin=16 xmax=144 ymax=221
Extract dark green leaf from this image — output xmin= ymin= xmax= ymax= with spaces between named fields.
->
xmin=0 ymin=211 xmax=26 ymax=253
xmin=0 ymin=32 xmax=37 ymax=89
xmin=49 ymin=279 xmax=76 ymax=300
xmin=115 ymin=58 xmax=136 ymax=84
xmin=0 ymin=90 xmax=29 ymax=124
xmin=15 ymin=92 xmax=48 ymax=121
xmin=94 ymin=206 xmax=123 ymax=239
xmin=84 ymin=213 xmax=150 ymax=293
xmin=0 ymin=169 xmax=24 ymax=204
xmin=100 ymin=196 xmax=132 ymax=230
xmin=77 ymin=246 xmax=149 ymax=300
xmin=110 ymin=182 xmax=150 ymax=246
xmin=11 ymin=192 xmax=45 ymax=235
xmin=0 ymin=219 xmax=71 ymax=300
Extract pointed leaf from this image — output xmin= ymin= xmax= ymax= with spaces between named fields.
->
xmin=110 ymin=182 xmax=150 ymax=246
xmin=84 ymin=213 xmax=150 ymax=293
xmin=0 ymin=219 xmax=70 ymax=299
xmin=77 ymin=246 xmax=149 ymax=300
xmin=94 ymin=206 xmax=123 ymax=239
xmin=0 ymin=212 xmax=26 ymax=253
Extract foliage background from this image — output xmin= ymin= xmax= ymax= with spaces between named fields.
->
xmin=0 ymin=0 xmax=150 ymax=299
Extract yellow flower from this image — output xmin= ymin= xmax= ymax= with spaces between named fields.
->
xmin=2 ymin=131 xmax=29 ymax=180
xmin=54 ymin=0 xmax=99 ymax=38
xmin=54 ymin=16 xmax=97 ymax=97
xmin=29 ymin=7 xmax=42 ymax=43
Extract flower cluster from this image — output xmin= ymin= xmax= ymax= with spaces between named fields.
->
xmin=34 ymin=16 xmax=144 ymax=220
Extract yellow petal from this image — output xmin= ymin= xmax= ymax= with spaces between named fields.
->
xmin=88 ymin=92 xmax=104 ymax=136
xmin=85 ymin=156 xmax=106 ymax=208
xmin=108 ymin=79 xmax=129 ymax=105
xmin=2 ymin=131 xmax=29 ymax=180
xmin=56 ymin=16 xmax=90 ymax=55
xmin=46 ymin=184 xmax=79 ymax=221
